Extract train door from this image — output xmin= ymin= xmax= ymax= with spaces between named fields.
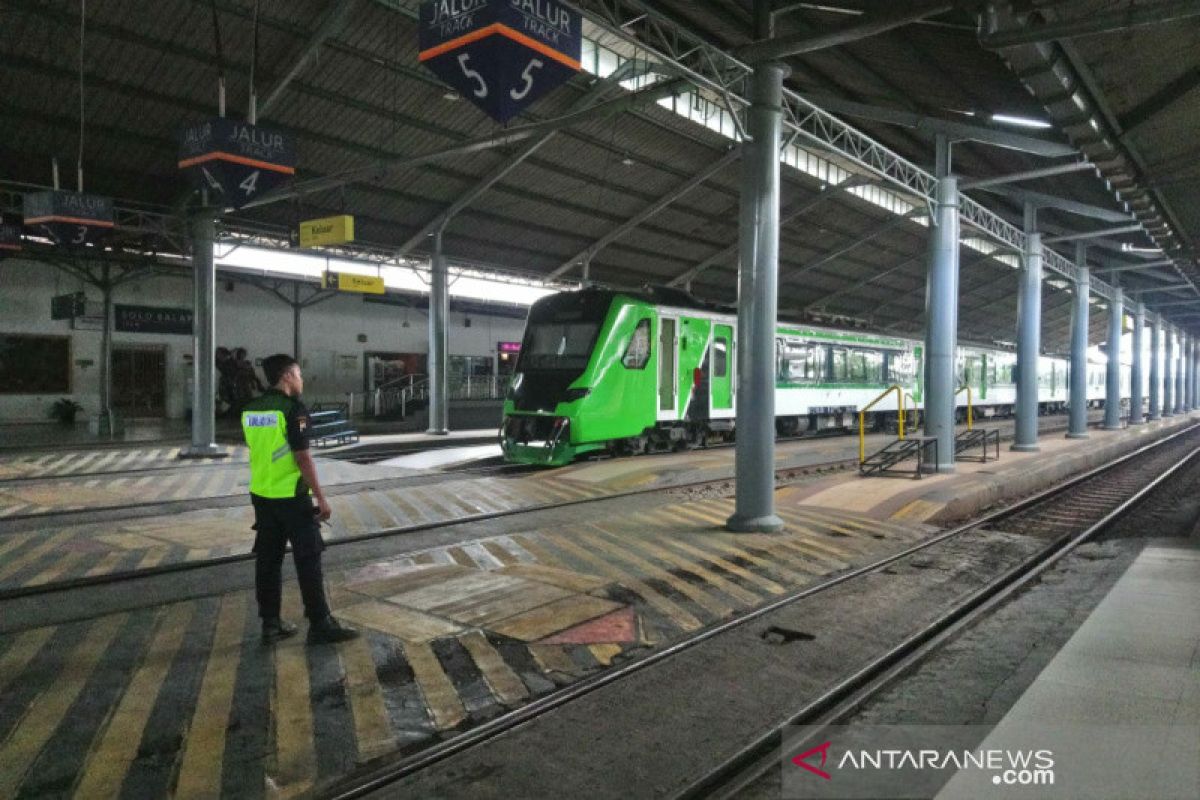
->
xmin=711 ymin=324 xmax=733 ymax=412
xmin=658 ymin=316 xmax=677 ymax=419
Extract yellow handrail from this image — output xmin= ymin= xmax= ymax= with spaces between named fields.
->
xmin=955 ymin=384 xmax=974 ymax=430
xmin=858 ymin=385 xmax=905 ymax=463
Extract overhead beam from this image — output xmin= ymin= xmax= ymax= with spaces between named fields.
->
xmin=1044 ymin=224 xmax=1144 ymax=244
xmin=240 ymin=76 xmax=689 ymax=211
xmin=1093 ymin=258 xmax=1177 ymax=274
xmin=799 ymin=94 xmax=1078 ymax=157
xmin=667 ymin=175 xmax=872 ymax=287
xmin=971 ymin=186 xmax=1133 ymax=224
xmin=260 ymin=0 xmax=359 ymax=117
xmin=736 ymin=2 xmax=951 ymax=62
xmin=548 ymin=147 xmax=741 ymax=279
xmin=960 ymin=161 xmax=1095 ymax=190
xmin=395 ymin=61 xmax=643 ymax=256
xmin=783 ymin=207 xmax=926 ymax=284
xmin=982 ymin=0 xmax=1200 ymax=48
xmin=1119 ymin=67 xmax=1200 ymax=137
xmin=1134 ymin=284 xmax=1193 ymax=295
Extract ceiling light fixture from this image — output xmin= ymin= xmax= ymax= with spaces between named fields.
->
xmin=989 ymin=113 xmax=1053 ymax=130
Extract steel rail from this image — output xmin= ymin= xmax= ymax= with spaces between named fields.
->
xmin=317 ymin=421 xmax=1200 ymax=800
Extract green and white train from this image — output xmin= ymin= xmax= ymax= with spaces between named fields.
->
xmin=500 ymin=287 xmax=1128 ymax=466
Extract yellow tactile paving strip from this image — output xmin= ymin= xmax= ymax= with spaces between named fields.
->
xmin=0 ymin=496 xmax=929 ymax=798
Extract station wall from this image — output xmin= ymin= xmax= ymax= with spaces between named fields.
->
xmin=0 ymin=259 xmax=527 ymax=423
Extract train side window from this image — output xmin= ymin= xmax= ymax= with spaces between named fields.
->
xmin=831 ymin=348 xmax=849 ymax=382
xmin=714 ymin=335 xmax=729 ymax=378
xmin=622 ymin=319 xmax=651 ymax=369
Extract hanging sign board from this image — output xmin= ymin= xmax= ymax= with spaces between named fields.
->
xmin=178 ymin=118 xmax=296 ymax=209
xmin=418 ymin=0 xmax=582 ymax=123
xmin=115 ymin=305 xmax=194 ymax=335
xmin=0 ymin=214 xmax=21 ymax=257
xmin=322 ymin=271 xmax=385 ymax=295
xmin=51 ymin=292 xmax=87 ymax=321
xmin=299 ymin=215 xmax=355 ymax=248
xmin=23 ymin=190 xmax=113 ymax=246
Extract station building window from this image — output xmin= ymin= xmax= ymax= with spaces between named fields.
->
xmin=0 ymin=334 xmax=71 ymax=394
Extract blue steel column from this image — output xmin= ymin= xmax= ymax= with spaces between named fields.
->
xmin=1180 ymin=334 xmax=1189 ymax=413
xmin=1187 ymin=336 xmax=1195 ymax=411
xmin=1104 ymin=287 xmax=1123 ymax=429
xmin=1129 ymin=302 xmax=1144 ymax=425
xmin=923 ymin=141 xmax=959 ymax=472
xmin=1149 ymin=315 xmax=1162 ymax=420
xmin=1067 ymin=261 xmax=1090 ymax=438
xmin=727 ymin=57 xmax=788 ymax=533
xmin=1012 ymin=207 xmax=1042 ymax=452
xmin=427 ymin=230 xmax=449 ymax=435
xmin=1163 ymin=326 xmax=1174 ymax=417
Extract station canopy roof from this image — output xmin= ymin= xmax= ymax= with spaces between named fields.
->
xmin=2 ymin=0 xmax=1198 ymax=351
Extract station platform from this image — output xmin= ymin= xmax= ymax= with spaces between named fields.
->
xmin=0 ymin=413 xmax=1197 ymax=797
xmin=937 ymin=538 xmax=1200 ymax=799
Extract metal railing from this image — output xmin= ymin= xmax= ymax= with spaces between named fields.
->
xmin=346 ymin=373 xmax=510 ymax=418
xmin=955 ymin=384 xmax=975 ymax=430
xmin=858 ymin=384 xmax=906 ymax=463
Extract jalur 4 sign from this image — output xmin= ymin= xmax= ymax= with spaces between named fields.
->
xmin=23 ymin=191 xmax=114 ymax=247
xmin=419 ymin=0 xmax=582 ymax=123
xmin=178 ymin=119 xmax=296 ymax=209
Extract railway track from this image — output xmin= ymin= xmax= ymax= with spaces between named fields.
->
xmin=319 ymin=421 xmax=1200 ymax=800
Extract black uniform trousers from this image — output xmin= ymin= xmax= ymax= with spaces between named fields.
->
xmin=250 ymin=494 xmax=331 ymax=621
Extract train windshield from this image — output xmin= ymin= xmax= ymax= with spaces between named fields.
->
xmin=520 ymin=322 xmax=600 ymax=370
xmin=517 ymin=290 xmax=613 ymax=372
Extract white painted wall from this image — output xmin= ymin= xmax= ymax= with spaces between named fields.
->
xmin=0 ymin=259 xmax=527 ymax=423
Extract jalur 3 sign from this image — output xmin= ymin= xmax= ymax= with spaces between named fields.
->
xmin=178 ymin=119 xmax=296 ymax=210
xmin=419 ymin=0 xmax=582 ymax=123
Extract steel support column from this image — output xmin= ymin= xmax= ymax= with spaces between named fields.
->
xmin=1192 ymin=339 xmax=1198 ymax=411
xmin=1163 ymin=326 xmax=1174 ymax=417
xmin=1067 ymin=263 xmax=1090 ymax=438
xmin=923 ymin=171 xmax=959 ymax=471
xmin=293 ymin=283 xmax=302 ymax=363
xmin=1149 ymin=315 xmax=1162 ymax=420
xmin=183 ymin=213 xmax=225 ymax=458
xmin=1178 ymin=333 xmax=1188 ymax=413
xmin=727 ymin=57 xmax=787 ymax=534
xmin=1013 ymin=210 xmax=1042 ymax=452
xmin=1129 ymin=302 xmax=1145 ymax=424
xmin=1104 ymin=286 xmax=1123 ymax=429
xmin=427 ymin=230 xmax=449 ymax=435
xmin=96 ymin=266 xmax=116 ymax=436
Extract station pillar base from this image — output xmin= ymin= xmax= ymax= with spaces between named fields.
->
xmin=1010 ymin=443 xmax=1040 ymax=453
xmin=425 ymin=428 xmax=449 ymax=436
xmin=1065 ymin=432 xmax=1090 ymax=440
xmin=725 ymin=513 xmax=785 ymax=534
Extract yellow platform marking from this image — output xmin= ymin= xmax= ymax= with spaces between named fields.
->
xmin=640 ymin=512 xmax=787 ymax=595
xmin=670 ymin=504 xmax=732 ymax=528
xmin=337 ymin=600 xmax=463 ymax=643
xmin=496 ymin=563 xmax=609 ymax=594
xmin=355 ymin=492 xmax=399 ymax=530
xmin=74 ymin=603 xmax=194 ymax=799
xmin=0 ymin=614 xmax=126 ymax=798
xmin=378 ymin=490 xmax=427 ymax=523
xmin=777 ymin=511 xmax=873 ymax=551
xmin=891 ymin=498 xmax=945 ymax=522
xmin=0 ymin=533 xmax=30 ymax=559
xmin=346 ymin=564 xmax=471 ymax=599
xmin=588 ymin=644 xmax=622 ymax=666
xmin=527 ymin=533 xmax=702 ymax=633
xmin=0 ymin=627 xmax=55 ymax=695
xmin=446 ymin=546 xmax=478 ymax=568
xmin=489 ymin=594 xmax=623 ymax=642
xmin=0 ymin=530 xmax=73 ymax=583
xmin=175 ymin=594 xmax=248 ymax=800
xmin=738 ymin=533 xmax=827 ymax=577
xmin=572 ymin=528 xmax=734 ymax=620
xmin=95 ymin=531 xmax=163 ymax=551
xmin=675 ymin=529 xmax=811 ymax=588
xmin=25 ymin=551 xmax=88 ymax=586
xmin=270 ymin=599 xmax=316 ymax=799
xmin=458 ymin=630 xmax=529 ymax=705
xmin=84 ymin=551 xmax=129 ymax=578
xmin=136 ymin=548 xmax=170 ymax=571
xmin=481 ymin=540 xmax=521 ymax=566
xmin=339 ymin=635 xmax=395 ymax=762
xmin=589 ymin=523 xmax=762 ymax=607
xmin=403 ymin=641 xmax=466 ymax=731
xmin=527 ymin=644 xmax=577 ymax=677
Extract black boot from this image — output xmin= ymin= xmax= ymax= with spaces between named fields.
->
xmin=307 ymin=615 xmax=359 ymax=645
xmin=262 ymin=618 xmax=298 ymax=644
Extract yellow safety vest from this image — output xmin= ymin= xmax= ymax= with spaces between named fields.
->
xmin=242 ymin=397 xmax=305 ymax=499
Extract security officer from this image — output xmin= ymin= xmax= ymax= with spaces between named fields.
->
xmin=242 ymin=354 xmax=358 ymax=645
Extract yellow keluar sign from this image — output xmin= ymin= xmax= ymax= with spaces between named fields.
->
xmin=299 ymin=215 xmax=355 ymax=248
xmin=323 ymin=271 xmax=385 ymax=295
